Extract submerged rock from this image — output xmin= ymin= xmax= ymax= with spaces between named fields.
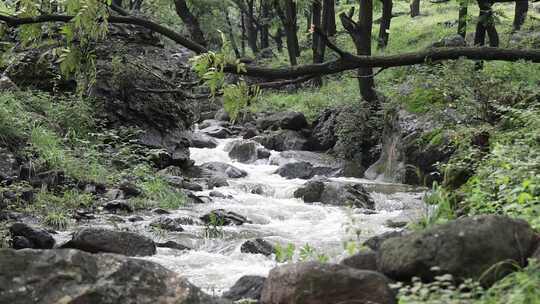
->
xmin=0 ymin=249 xmax=219 ymax=304
xmin=225 ymin=140 xmax=269 ymax=163
xmin=62 ymin=228 xmax=156 ymax=256
xmin=156 ymin=241 xmax=191 ymax=251
xmin=150 ymin=217 xmax=185 ymax=232
xmin=377 ymin=215 xmax=538 ymax=286
xmin=241 ymin=238 xmax=275 ymax=256
xmin=275 ymin=161 xmax=314 ymax=179
xmin=294 ymin=179 xmax=375 ymax=209
xmin=260 ymin=262 xmax=396 ymax=304
xmin=197 ymin=162 xmax=247 ymax=179
xmin=9 ymin=223 xmax=55 ymax=249
xmin=223 ymin=275 xmax=266 ymax=302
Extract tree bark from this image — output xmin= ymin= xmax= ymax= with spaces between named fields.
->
xmin=324 ymin=0 xmax=337 ymax=36
xmin=474 ymin=0 xmax=499 ymax=47
xmin=410 ymin=0 xmax=420 ymax=17
xmin=341 ymin=1 xmax=377 ymax=102
xmin=260 ymin=1 xmax=270 ymax=49
xmin=378 ymin=0 xmax=393 ymax=49
xmin=245 ymin=0 xmax=259 ymax=54
xmin=174 ymin=0 xmax=206 ymax=47
xmin=225 ymin=10 xmax=241 ymax=58
xmin=513 ymin=0 xmax=528 ymax=31
xmin=458 ymin=0 xmax=468 ymax=38
xmin=275 ymin=0 xmax=300 ymax=66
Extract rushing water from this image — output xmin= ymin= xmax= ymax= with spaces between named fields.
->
xmin=140 ymin=138 xmax=426 ymax=294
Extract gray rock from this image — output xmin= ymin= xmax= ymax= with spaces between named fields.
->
xmin=0 ymin=75 xmax=19 ymax=92
xmin=260 ymin=262 xmax=396 ymax=304
xmin=187 ymin=131 xmax=218 ymax=148
xmin=377 ymin=215 xmax=538 ymax=286
xmin=223 ymin=275 xmax=266 ymax=301
xmin=156 ymin=241 xmax=191 ymax=251
xmin=215 ymin=109 xmax=231 ymax=121
xmin=253 ymin=130 xmax=308 ymax=151
xmin=150 ymin=217 xmax=185 ymax=232
xmin=63 ymin=228 xmax=156 ymax=256
xmin=294 ymin=179 xmax=375 ymax=209
xmin=199 ymin=162 xmax=247 ymax=179
xmin=225 ymin=140 xmax=261 ymax=163
xmin=241 ymin=238 xmax=275 ymax=256
xmin=201 ymin=126 xmax=232 ymax=139
xmin=364 ymin=231 xmax=404 ymax=251
xmin=103 ymin=200 xmax=133 ymax=213
xmin=256 ymin=112 xmax=308 ymax=131
xmin=9 ymin=223 xmax=55 ymax=249
xmin=0 ymin=249 xmax=220 ymax=304
xmin=340 ymin=250 xmax=378 ymax=271
xmin=275 ymin=161 xmax=314 ymax=179
xmin=201 ymin=209 xmax=251 ymax=226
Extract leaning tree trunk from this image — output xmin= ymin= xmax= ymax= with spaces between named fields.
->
xmin=378 ymin=0 xmax=393 ymax=49
xmin=174 ymin=0 xmax=207 ymax=47
xmin=340 ymin=3 xmax=377 ymax=103
xmin=513 ymin=0 xmax=528 ymax=31
xmin=474 ymin=0 xmax=499 ymax=47
xmin=458 ymin=0 xmax=468 ymax=38
xmin=410 ymin=0 xmax=420 ymax=17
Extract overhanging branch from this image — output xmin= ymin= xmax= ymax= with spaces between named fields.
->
xmin=2 ymin=14 xmax=540 ymax=81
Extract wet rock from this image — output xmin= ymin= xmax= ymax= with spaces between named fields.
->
xmin=294 ymin=179 xmax=375 ymax=209
xmin=11 ymin=236 xmax=34 ymax=250
xmin=209 ymin=191 xmax=227 ymax=198
xmin=241 ymin=238 xmax=275 ymax=256
xmin=256 ymin=112 xmax=308 ymax=131
xmin=215 ymin=109 xmax=231 ymax=121
xmin=223 ymin=275 xmax=266 ymax=302
xmin=238 ymin=183 xmax=274 ymax=196
xmin=128 ymin=216 xmax=145 ymax=222
xmin=310 ymin=108 xmax=339 ymax=151
xmin=152 ymin=208 xmax=171 ymax=215
xmin=199 ymin=162 xmax=247 ymax=179
xmin=253 ymin=130 xmax=308 ymax=151
xmin=365 ymin=110 xmax=453 ymax=185
xmin=364 ymin=231 xmax=404 ymax=251
xmin=0 ymin=249 xmax=218 ymax=304
xmin=156 ymin=241 xmax=191 ymax=251
xmin=384 ymin=219 xmax=408 ymax=228
xmin=0 ymin=75 xmax=19 ymax=92
xmin=201 ymin=125 xmax=232 ymax=139
xmin=270 ymin=150 xmax=346 ymax=175
xmin=242 ymin=127 xmax=258 ymax=139
xmin=150 ymin=217 xmax=185 ymax=232
xmin=164 ymin=175 xmax=203 ymax=191
xmin=106 ymin=188 xmax=124 ymax=200
xmin=199 ymin=119 xmax=230 ymax=130
xmin=0 ymin=148 xmax=18 ymax=182
xmin=201 ymin=209 xmax=252 ymax=226
xmin=275 ymin=161 xmax=314 ymax=179
xmin=186 ymin=191 xmax=208 ymax=204
xmin=108 ymin=215 xmax=126 ymax=223
xmin=340 ymin=251 xmax=378 ymax=271
xmin=9 ymin=222 xmax=55 ymax=249
xmin=187 ymin=131 xmax=218 ymax=148
xmin=118 ymin=182 xmax=142 ymax=198
xmin=103 ymin=200 xmax=133 ymax=213
xmin=377 ymin=215 xmax=538 ymax=286
xmin=260 ymin=262 xmax=396 ymax=304
xmin=207 ymin=177 xmax=229 ymax=189
xmin=226 ymin=140 xmax=259 ymax=163
xmin=63 ymin=227 xmax=156 ymax=256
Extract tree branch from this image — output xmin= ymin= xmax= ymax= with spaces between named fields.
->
xmin=2 ymin=13 xmax=540 ymax=81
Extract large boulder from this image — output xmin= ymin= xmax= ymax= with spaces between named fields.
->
xmin=62 ymin=228 xmax=156 ymax=256
xmin=9 ymin=223 xmax=55 ymax=249
xmin=253 ymin=130 xmax=309 ymax=151
xmin=340 ymin=250 xmax=378 ymax=271
xmin=275 ymin=161 xmax=314 ymax=179
xmin=0 ymin=249 xmax=220 ymax=304
xmin=270 ymin=150 xmax=360 ymax=177
xmin=364 ymin=231 xmax=405 ymax=251
xmin=365 ymin=109 xmax=453 ymax=185
xmin=256 ymin=112 xmax=308 ymax=131
xmin=260 ymin=262 xmax=396 ymax=304
xmin=223 ymin=276 xmax=265 ymax=302
xmin=186 ymin=131 xmax=218 ymax=148
xmin=377 ymin=215 xmax=538 ymax=286
xmin=294 ymin=179 xmax=375 ymax=209
xmin=225 ymin=140 xmax=270 ymax=163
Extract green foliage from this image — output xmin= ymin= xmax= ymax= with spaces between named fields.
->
xmin=223 ymin=82 xmax=260 ymax=122
xmin=203 ymin=212 xmax=225 ymax=239
xmin=480 ymin=260 xmax=540 ymax=304
xmin=132 ymin=165 xmax=186 ymax=210
xmin=274 ymin=243 xmax=296 ymax=263
xmin=414 ymin=183 xmax=457 ymax=230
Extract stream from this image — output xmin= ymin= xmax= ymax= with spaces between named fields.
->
xmin=56 ymin=137 xmax=426 ymax=295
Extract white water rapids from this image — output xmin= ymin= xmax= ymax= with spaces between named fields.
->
xmin=141 ymin=138 xmax=426 ymax=295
